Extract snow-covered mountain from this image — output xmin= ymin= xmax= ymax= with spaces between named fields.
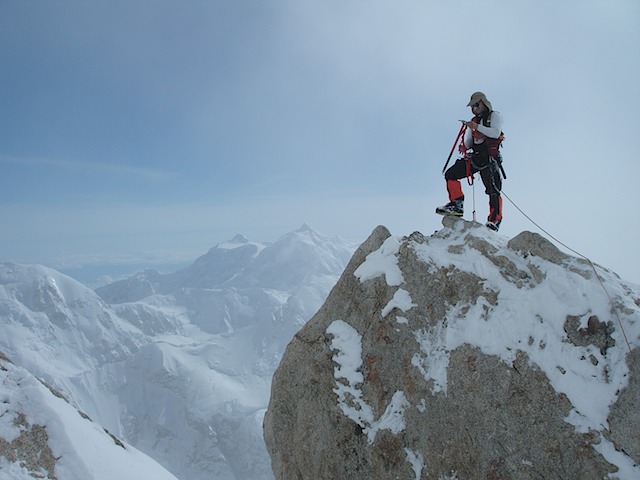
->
xmin=0 ymin=353 xmax=178 ymax=480
xmin=0 ymin=225 xmax=357 ymax=480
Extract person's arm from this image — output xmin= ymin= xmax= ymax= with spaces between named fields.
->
xmin=463 ymin=125 xmax=473 ymax=149
xmin=477 ymin=111 xmax=503 ymax=139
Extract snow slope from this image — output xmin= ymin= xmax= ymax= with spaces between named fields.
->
xmin=0 ymin=225 xmax=356 ymax=480
xmin=0 ymin=353 xmax=178 ymax=480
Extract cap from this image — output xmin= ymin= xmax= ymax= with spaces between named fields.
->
xmin=467 ymin=91 xmax=492 ymax=111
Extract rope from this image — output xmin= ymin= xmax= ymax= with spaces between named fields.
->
xmin=464 ymin=155 xmax=477 ymax=222
xmin=465 ymin=156 xmax=474 ymax=185
xmin=471 ymin=172 xmax=477 ymax=223
xmin=501 ymin=190 xmax=638 ymax=372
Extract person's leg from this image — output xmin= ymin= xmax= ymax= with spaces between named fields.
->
xmin=437 ymin=158 xmax=468 ymax=216
xmin=445 ymin=157 xmax=471 ymax=202
xmin=480 ymin=161 xmax=503 ymax=228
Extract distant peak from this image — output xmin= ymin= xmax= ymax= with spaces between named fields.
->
xmin=230 ymin=234 xmax=249 ymax=244
xmin=213 ymin=234 xmax=253 ymax=251
xmin=296 ymin=223 xmax=315 ymax=233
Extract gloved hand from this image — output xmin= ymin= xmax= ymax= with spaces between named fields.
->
xmin=462 ymin=119 xmax=478 ymax=131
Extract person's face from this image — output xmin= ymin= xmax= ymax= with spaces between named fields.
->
xmin=471 ymin=100 xmax=486 ymax=116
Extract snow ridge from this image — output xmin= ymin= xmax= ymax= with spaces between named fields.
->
xmin=0 ymin=225 xmax=356 ymax=480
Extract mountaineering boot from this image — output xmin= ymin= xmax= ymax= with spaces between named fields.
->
xmin=486 ymin=220 xmax=501 ymax=231
xmin=436 ymin=199 xmax=463 ymax=217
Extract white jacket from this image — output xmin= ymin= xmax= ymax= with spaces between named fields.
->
xmin=464 ymin=111 xmax=503 ymax=149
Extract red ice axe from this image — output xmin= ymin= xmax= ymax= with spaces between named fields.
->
xmin=441 ymin=121 xmax=467 ymax=175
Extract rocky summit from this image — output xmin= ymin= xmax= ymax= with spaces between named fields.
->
xmin=264 ymin=217 xmax=640 ymax=480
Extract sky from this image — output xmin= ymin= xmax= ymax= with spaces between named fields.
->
xmin=1 ymin=0 xmax=639 ymax=286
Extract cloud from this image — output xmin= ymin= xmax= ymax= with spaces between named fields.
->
xmin=0 ymin=155 xmax=176 ymax=182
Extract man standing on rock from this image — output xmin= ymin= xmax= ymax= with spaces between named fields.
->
xmin=436 ymin=92 xmax=505 ymax=231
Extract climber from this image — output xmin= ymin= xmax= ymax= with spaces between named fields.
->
xmin=436 ymin=91 xmax=505 ymax=231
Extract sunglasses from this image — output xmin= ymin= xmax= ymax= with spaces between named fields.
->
xmin=471 ymin=101 xmax=483 ymax=109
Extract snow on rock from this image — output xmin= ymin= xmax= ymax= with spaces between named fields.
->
xmin=264 ymin=220 xmax=640 ymax=479
xmin=354 ymin=235 xmax=403 ymax=286
xmin=381 ymin=288 xmax=416 ymax=317
xmin=327 ymin=320 xmax=375 ymax=429
xmin=327 ymin=320 xmax=409 ymax=444
xmin=404 ymin=448 xmax=425 ymax=480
